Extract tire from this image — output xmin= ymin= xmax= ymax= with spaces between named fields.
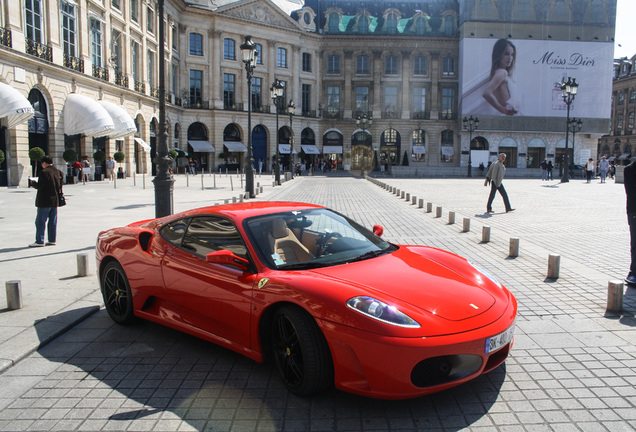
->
xmin=271 ymin=305 xmax=334 ymax=396
xmin=101 ymin=261 xmax=135 ymax=325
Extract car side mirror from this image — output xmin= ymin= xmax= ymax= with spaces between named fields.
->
xmin=373 ymin=225 xmax=384 ymax=237
xmin=206 ymin=250 xmax=250 ymax=271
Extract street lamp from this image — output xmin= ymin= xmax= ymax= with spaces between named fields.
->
xmin=270 ymin=79 xmax=284 ymax=185
xmin=568 ymin=118 xmax=582 ymax=177
xmin=463 ymin=115 xmax=479 ymax=178
xmin=240 ymin=35 xmax=258 ymax=198
xmin=287 ymin=99 xmax=295 ymax=178
xmin=153 ymin=0 xmax=174 ymax=217
xmin=356 ymin=114 xmax=373 ymax=171
xmin=560 ymin=77 xmax=579 ymax=183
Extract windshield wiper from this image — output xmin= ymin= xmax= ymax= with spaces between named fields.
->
xmin=277 ymin=261 xmax=335 ymax=270
xmin=345 ymin=249 xmax=390 ymax=264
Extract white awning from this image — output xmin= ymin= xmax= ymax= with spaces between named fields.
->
xmin=223 ymin=141 xmax=247 ymax=152
xmin=0 ymin=82 xmax=34 ymax=128
xmin=63 ymin=93 xmax=114 ymax=137
xmin=323 ymin=145 xmax=343 ymax=154
xmin=301 ymin=145 xmax=320 ymax=155
xmin=412 ymin=145 xmax=426 ymax=154
xmin=97 ymin=101 xmax=136 ymax=139
xmin=188 ymin=140 xmax=215 ymax=152
xmin=134 ymin=137 xmax=151 ymax=151
xmin=278 ymin=144 xmax=298 ymax=154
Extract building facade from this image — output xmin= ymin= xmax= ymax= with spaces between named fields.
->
xmin=0 ymin=0 xmax=617 ymax=187
xmin=599 ymin=55 xmax=636 ymax=163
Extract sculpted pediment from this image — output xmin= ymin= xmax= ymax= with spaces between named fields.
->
xmin=217 ymin=0 xmax=303 ymax=31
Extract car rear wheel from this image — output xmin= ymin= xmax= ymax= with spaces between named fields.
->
xmin=271 ymin=305 xmax=334 ymax=396
xmin=101 ymin=261 xmax=135 ymax=324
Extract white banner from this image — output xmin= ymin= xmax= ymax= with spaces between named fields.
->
xmin=460 ymin=38 xmax=613 ymax=119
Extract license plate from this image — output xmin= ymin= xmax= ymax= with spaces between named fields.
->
xmin=485 ymin=322 xmax=515 ymax=354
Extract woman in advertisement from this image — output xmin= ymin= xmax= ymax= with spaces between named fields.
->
xmin=482 ymin=39 xmax=521 ymax=116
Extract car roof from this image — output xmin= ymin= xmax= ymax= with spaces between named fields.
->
xmin=161 ymin=201 xmax=325 ymax=224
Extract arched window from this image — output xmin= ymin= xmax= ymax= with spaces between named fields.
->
xmin=387 ymin=13 xmax=397 ymax=34
xmin=358 ymin=15 xmax=369 ymax=34
xmin=328 ymin=12 xmax=340 ymax=33
xmin=414 ymin=17 xmax=426 ymax=35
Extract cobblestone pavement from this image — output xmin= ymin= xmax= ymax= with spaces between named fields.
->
xmin=0 ymin=173 xmax=635 ymax=431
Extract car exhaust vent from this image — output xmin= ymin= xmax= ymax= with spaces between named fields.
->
xmin=139 ymin=231 xmax=153 ymax=253
xmin=411 ymin=354 xmax=482 ymax=388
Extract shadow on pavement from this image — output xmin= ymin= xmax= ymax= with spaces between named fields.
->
xmin=36 ymin=309 xmax=506 ymax=431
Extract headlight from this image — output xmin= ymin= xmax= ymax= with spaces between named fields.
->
xmin=347 ymin=296 xmax=420 ymax=328
xmin=469 ymin=262 xmax=503 ymax=289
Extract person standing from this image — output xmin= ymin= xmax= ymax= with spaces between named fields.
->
xmin=540 ymin=158 xmax=548 ymax=181
xmin=547 ymin=160 xmax=553 ymax=180
xmin=485 ymin=153 xmax=514 ymax=213
xmin=599 ymin=156 xmax=610 ymax=183
xmin=585 ymin=158 xmax=594 ymax=183
xmin=29 ymin=156 xmax=64 ymax=247
xmin=624 ymin=160 xmax=636 ymax=284
xmin=105 ymin=156 xmax=116 ymax=182
xmin=81 ymin=156 xmax=91 ymax=183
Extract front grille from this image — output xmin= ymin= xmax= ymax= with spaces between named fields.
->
xmin=411 ymin=354 xmax=482 ymax=388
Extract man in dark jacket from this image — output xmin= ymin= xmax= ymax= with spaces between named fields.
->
xmin=625 ymin=160 xmax=636 ymax=284
xmin=29 ymin=156 xmax=64 ymax=247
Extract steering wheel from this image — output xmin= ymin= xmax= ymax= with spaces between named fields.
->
xmin=315 ymin=231 xmax=342 ymax=257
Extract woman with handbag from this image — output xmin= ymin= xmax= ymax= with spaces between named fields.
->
xmin=28 ymin=156 xmax=64 ymax=247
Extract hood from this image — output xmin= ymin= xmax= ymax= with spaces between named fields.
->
xmin=311 ymin=246 xmax=496 ymax=321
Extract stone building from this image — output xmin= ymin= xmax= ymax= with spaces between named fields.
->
xmin=0 ymin=0 xmax=618 ymax=187
xmin=599 ymin=54 xmax=636 ymax=164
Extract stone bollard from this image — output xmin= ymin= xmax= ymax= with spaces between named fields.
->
xmin=239 ymin=195 xmax=244 ymax=202
xmin=224 ymin=199 xmax=230 ymax=204
xmin=426 ymin=202 xmax=433 ymax=213
xmin=260 ymin=186 xmax=264 ymax=193
xmin=405 ymin=192 xmax=410 ymax=201
xmin=482 ymin=226 xmax=491 ymax=243
xmin=607 ymin=280 xmax=624 ymax=312
xmin=418 ymin=199 xmax=423 ymax=208
xmin=547 ymin=254 xmax=560 ymax=279
xmin=436 ymin=206 xmax=442 ymax=218
xmin=509 ymin=237 xmax=520 ymax=257
xmin=448 ymin=211 xmax=455 ymax=224
xmin=77 ymin=253 xmax=89 ymax=277
xmin=232 ymin=197 xmax=237 ymax=204
xmin=412 ymin=196 xmax=417 ymax=205
xmin=401 ymin=191 xmax=405 ymax=199
xmin=6 ymin=280 xmax=22 ymax=310
xmin=462 ymin=218 xmax=471 ymax=232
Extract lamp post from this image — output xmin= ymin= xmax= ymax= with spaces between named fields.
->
xmin=270 ymin=79 xmax=284 ymax=185
xmin=152 ymin=0 xmax=174 ymax=217
xmin=462 ymin=115 xmax=479 ymax=178
xmin=560 ymin=77 xmax=579 ymax=183
xmin=287 ymin=99 xmax=295 ymax=178
xmin=356 ymin=114 xmax=373 ymax=171
xmin=240 ymin=35 xmax=258 ymax=198
xmin=568 ymin=117 xmax=582 ymax=177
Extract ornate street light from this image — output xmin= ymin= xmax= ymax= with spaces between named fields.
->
xmin=153 ymin=0 xmax=174 ymax=217
xmin=560 ymin=77 xmax=579 ymax=183
xmin=356 ymin=114 xmax=373 ymax=171
xmin=270 ymin=79 xmax=284 ymax=185
xmin=463 ymin=115 xmax=479 ymax=178
xmin=240 ymin=35 xmax=258 ymax=198
xmin=287 ymin=99 xmax=295 ymax=178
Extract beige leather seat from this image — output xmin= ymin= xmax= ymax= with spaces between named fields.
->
xmin=270 ymin=218 xmax=313 ymax=264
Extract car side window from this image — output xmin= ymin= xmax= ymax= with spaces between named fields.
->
xmin=160 ymin=218 xmax=189 ymax=246
xmin=181 ymin=216 xmax=248 ymax=259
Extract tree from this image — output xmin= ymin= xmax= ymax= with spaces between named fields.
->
xmin=113 ymin=151 xmax=126 ymax=163
xmin=62 ymin=149 xmax=77 ymax=163
xmin=28 ymin=147 xmax=45 ymax=176
xmin=93 ymin=150 xmax=106 ymax=163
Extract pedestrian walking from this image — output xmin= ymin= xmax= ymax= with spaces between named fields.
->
xmin=72 ymin=160 xmax=82 ymax=184
xmin=585 ymin=158 xmax=594 ymax=183
xmin=28 ymin=156 xmax=64 ymax=247
xmin=485 ymin=153 xmax=514 ymax=213
xmin=599 ymin=156 xmax=610 ymax=183
xmin=547 ymin=160 xmax=553 ymax=180
xmin=624 ymin=160 xmax=636 ymax=284
xmin=106 ymin=156 xmax=116 ymax=182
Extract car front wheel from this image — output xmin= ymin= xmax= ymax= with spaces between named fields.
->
xmin=271 ymin=305 xmax=334 ymax=396
xmin=101 ymin=261 xmax=135 ymax=325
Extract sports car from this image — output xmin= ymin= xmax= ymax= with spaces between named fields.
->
xmin=96 ymin=201 xmax=517 ymax=399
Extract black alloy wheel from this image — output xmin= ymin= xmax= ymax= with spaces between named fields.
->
xmin=271 ymin=305 xmax=334 ymax=396
xmin=101 ymin=261 xmax=135 ymax=324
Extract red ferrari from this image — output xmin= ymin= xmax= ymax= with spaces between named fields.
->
xmin=96 ymin=202 xmax=516 ymax=399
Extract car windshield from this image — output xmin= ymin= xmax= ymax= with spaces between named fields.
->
xmin=243 ymin=208 xmax=396 ymax=270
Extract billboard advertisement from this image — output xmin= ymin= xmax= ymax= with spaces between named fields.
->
xmin=460 ymin=38 xmax=614 ymax=119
